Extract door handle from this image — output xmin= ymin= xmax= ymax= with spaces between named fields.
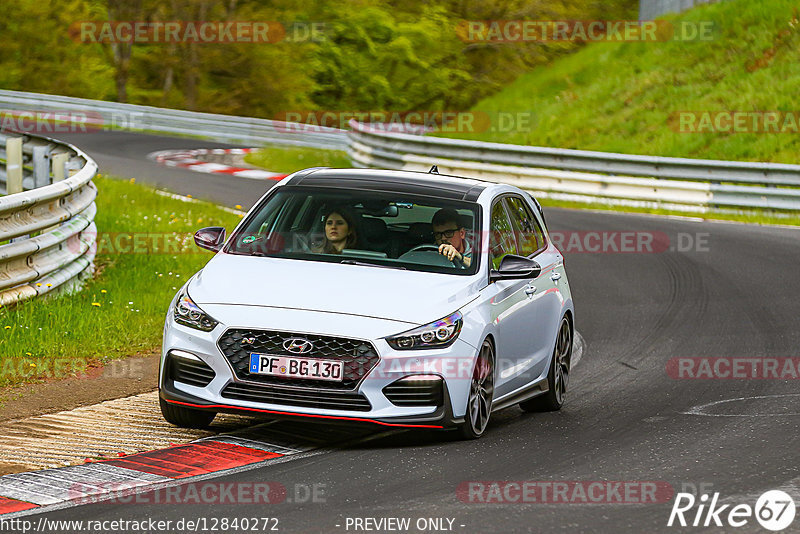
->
xmin=525 ymin=285 xmax=537 ymax=297
xmin=550 ymin=272 xmax=561 ymax=282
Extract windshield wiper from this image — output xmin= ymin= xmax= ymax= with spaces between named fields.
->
xmin=340 ymin=259 xmax=406 ymax=270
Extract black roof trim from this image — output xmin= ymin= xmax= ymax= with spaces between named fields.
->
xmin=284 ymin=168 xmax=489 ymax=201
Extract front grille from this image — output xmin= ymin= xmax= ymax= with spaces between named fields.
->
xmin=168 ymin=354 xmax=216 ymax=387
xmin=217 ymin=329 xmax=380 ymax=390
xmin=221 ymin=382 xmax=371 ymax=411
xmin=383 ymin=378 xmax=444 ymax=407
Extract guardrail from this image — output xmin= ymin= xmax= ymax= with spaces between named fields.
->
xmin=347 ymin=121 xmax=800 ymax=212
xmin=639 ymin=0 xmax=729 ymax=21
xmin=0 ymin=89 xmax=347 ymax=151
xmin=4 ymin=90 xmax=798 ymax=212
xmin=0 ymin=132 xmax=97 ymax=306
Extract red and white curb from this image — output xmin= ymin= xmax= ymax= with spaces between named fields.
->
xmin=0 ymin=421 xmax=376 ymax=518
xmin=0 ymin=442 xmax=280 ymax=514
xmin=148 ymin=148 xmax=288 ymax=180
xmin=0 ymin=394 xmax=379 ymax=518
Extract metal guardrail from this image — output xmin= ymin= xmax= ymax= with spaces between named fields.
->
xmin=0 ymin=89 xmax=348 ymax=151
xmin=0 ymin=132 xmax=97 ymax=306
xmin=347 ymin=121 xmax=800 ymax=212
xmin=4 ymin=90 xmax=798 ymax=212
xmin=639 ymin=0 xmax=730 ymax=21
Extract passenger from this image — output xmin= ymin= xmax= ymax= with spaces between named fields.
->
xmin=431 ymin=208 xmax=472 ymax=268
xmin=313 ymin=207 xmax=358 ymax=254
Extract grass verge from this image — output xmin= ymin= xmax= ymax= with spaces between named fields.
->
xmin=0 ymin=175 xmax=242 ymax=388
xmin=437 ymin=0 xmax=800 ymax=164
xmin=244 ymin=145 xmax=350 ymax=173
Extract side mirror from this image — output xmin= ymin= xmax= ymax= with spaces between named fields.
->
xmin=490 ymin=254 xmax=541 ymax=282
xmin=194 ymin=226 xmax=226 ymax=252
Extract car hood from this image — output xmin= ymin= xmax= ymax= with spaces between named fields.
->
xmin=188 ymin=253 xmax=481 ymax=326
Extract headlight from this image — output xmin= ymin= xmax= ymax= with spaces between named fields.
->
xmin=173 ymin=291 xmax=218 ymax=332
xmin=386 ymin=311 xmax=462 ymax=350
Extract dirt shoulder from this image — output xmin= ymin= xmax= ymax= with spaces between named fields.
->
xmin=0 ymin=350 xmax=161 ymax=423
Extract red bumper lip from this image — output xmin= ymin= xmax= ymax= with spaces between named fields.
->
xmin=163 ymin=398 xmax=444 ymax=429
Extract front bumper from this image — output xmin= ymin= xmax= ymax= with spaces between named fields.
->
xmin=160 ymin=309 xmax=477 ymax=429
xmin=159 ymin=378 xmax=461 ymax=429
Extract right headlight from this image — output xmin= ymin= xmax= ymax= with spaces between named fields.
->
xmin=386 ymin=311 xmax=463 ymax=350
xmin=173 ymin=290 xmax=219 ymax=332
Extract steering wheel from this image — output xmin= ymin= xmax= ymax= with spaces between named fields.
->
xmin=402 ymin=244 xmax=456 ymax=267
xmin=407 ymin=244 xmax=441 ymax=253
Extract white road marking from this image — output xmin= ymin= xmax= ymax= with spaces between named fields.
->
xmin=683 ymin=393 xmax=800 ymax=417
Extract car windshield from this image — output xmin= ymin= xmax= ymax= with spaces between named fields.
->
xmin=226 ymin=186 xmax=481 ymax=275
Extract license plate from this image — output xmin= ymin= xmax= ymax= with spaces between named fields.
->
xmin=249 ymin=353 xmax=343 ymax=382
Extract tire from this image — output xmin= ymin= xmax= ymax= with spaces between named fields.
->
xmin=519 ymin=316 xmax=572 ymax=413
xmin=457 ymin=339 xmax=495 ymax=439
xmin=160 ymin=398 xmax=217 ymax=429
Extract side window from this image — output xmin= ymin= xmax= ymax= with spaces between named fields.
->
xmin=490 ymin=200 xmax=518 ymax=269
xmin=289 ymin=196 xmax=315 ymax=231
xmin=506 ymin=196 xmax=546 ymax=257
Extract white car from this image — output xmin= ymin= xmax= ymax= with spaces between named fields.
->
xmin=159 ymin=168 xmax=575 ymax=438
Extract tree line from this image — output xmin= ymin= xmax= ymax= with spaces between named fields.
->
xmin=0 ymin=0 xmax=635 ymax=120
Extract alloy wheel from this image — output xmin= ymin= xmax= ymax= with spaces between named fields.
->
xmin=467 ymin=341 xmax=495 ymax=436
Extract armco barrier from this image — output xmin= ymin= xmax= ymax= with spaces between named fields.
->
xmin=347 ymin=121 xmax=800 ymax=212
xmin=0 ymin=89 xmax=347 ymax=151
xmin=0 ymin=131 xmax=97 ymax=306
xmin=4 ymin=90 xmax=798 ymax=212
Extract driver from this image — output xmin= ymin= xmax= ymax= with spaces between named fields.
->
xmin=431 ymin=208 xmax=472 ymax=268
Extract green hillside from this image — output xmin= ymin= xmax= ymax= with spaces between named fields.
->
xmin=441 ymin=0 xmax=800 ymax=164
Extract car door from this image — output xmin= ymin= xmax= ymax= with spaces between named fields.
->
xmin=506 ymin=195 xmax=564 ymax=383
xmin=485 ymin=197 xmax=539 ymax=398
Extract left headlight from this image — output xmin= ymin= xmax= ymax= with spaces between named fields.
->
xmin=386 ymin=311 xmax=463 ymax=350
xmin=173 ymin=290 xmax=219 ymax=332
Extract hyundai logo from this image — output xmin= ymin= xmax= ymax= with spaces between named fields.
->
xmin=242 ymin=337 xmax=256 ymax=344
xmin=283 ymin=338 xmax=313 ymax=354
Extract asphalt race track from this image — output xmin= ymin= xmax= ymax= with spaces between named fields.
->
xmin=25 ymin=131 xmax=800 ymax=533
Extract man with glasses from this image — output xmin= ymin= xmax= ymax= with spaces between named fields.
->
xmin=431 ymin=208 xmax=472 ymax=268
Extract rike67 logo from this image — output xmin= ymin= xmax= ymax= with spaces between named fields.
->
xmin=668 ymin=490 xmax=796 ymax=531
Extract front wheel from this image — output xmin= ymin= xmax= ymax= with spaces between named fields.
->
xmin=519 ymin=316 xmax=572 ymax=412
xmin=457 ymin=340 xmax=495 ymax=439
xmin=160 ymin=398 xmax=217 ymax=428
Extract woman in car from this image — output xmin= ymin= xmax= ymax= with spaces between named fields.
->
xmin=312 ymin=207 xmax=358 ymax=254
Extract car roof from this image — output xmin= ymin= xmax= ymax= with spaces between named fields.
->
xmin=283 ymin=168 xmax=491 ymax=201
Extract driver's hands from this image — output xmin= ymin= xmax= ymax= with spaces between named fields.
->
xmin=438 ymin=243 xmax=462 ymax=262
